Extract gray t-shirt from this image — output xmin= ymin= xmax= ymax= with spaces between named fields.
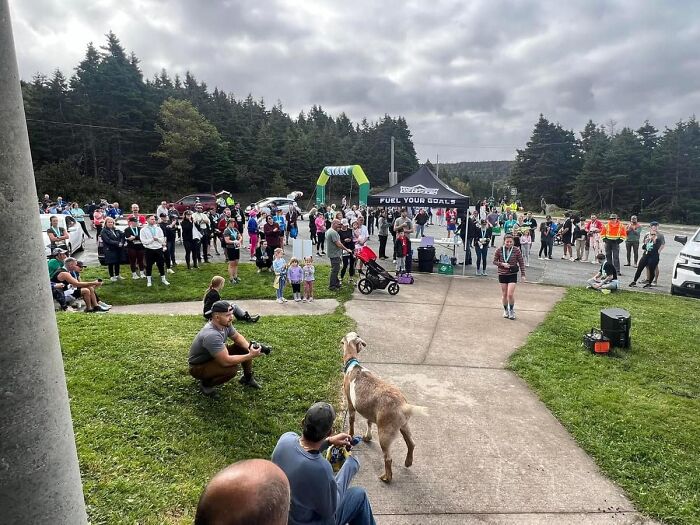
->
xmin=188 ymin=322 xmax=237 ymax=365
xmin=326 ymin=227 xmax=342 ymax=259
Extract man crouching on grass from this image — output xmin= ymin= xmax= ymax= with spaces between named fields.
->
xmin=189 ymin=300 xmax=265 ymax=397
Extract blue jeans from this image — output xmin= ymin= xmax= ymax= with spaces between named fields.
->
xmin=416 ymin=223 xmax=425 ymax=237
xmin=336 ymin=487 xmax=376 ymax=525
xmin=476 ymin=244 xmax=488 ymax=271
xmin=276 ymin=275 xmax=286 ymax=299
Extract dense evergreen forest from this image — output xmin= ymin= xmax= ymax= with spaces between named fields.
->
xmin=509 ymin=115 xmax=700 ymax=223
xmin=22 ymin=32 xmax=419 ymax=207
xmin=21 ymin=33 xmax=699 ymax=222
xmin=438 ymin=161 xmax=514 ymax=202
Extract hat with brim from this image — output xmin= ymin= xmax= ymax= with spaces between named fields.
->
xmin=76 ymin=261 xmax=87 ymax=268
xmin=609 ymin=214 xmax=618 ymax=219
xmin=205 ymin=300 xmax=233 ymax=317
xmin=51 ymin=248 xmax=68 ymax=256
xmin=650 ymin=221 xmax=659 ymax=226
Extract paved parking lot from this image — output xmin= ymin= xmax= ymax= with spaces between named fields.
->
xmin=75 ymin=216 xmax=696 ymax=295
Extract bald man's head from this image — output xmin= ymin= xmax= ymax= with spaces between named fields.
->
xmin=195 ymin=459 xmax=290 ymax=525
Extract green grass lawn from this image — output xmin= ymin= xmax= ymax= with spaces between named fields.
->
xmin=59 ymin=312 xmax=354 ymax=524
xmin=82 ymin=261 xmax=353 ymax=306
xmin=509 ymin=289 xmax=700 ymax=525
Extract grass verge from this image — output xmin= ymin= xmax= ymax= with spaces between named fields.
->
xmin=509 ymin=288 xmax=700 ymax=525
xmin=59 ymin=312 xmax=354 ymax=524
xmin=82 ymin=261 xmax=354 ymax=305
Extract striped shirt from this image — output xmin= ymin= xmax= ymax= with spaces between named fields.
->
xmin=493 ymin=246 xmax=526 ymax=277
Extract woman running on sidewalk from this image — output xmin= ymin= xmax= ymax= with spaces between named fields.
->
xmin=493 ymin=233 xmax=526 ymax=320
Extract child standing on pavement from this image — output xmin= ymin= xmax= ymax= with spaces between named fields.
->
xmin=519 ymin=227 xmax=532 ymax=267
xmin=302 ymin=256 xmax=315 ymax=302
xmin=272 ymin=247 xmax=288 ymax=303
xmin=287 ymin=257 xmax=303 ymax=302
xmin=394 ymin=228 xmax=409 ymax=274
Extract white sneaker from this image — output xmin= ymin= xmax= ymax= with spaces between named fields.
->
xmin=132 ymin=272 xmax=140 ymax=279
xmin=110 ymin=276 xmax=119 ymax=282
xmin=161 ymin=277 xmax=170 ymax=286
xmin=503 ymin=310 xmax=509 ymax=318
xmin=294 ymin=298 xmax=301 ymax=302
xmin=475 ymin=270 xmax=481 ymax=276
xmin=98 ymin=301 xmax=112 ymax=309
xmin=302 ymin=298 xmax=307 ymax=303
xmin=116 ymin=275 xmax=125 ymax=280
xmin=166 ymin=268 xmax=175 ymax=274
xmin=569 ymin=257 xmax=575 ymax=262
xmin=509 ymin=310 xmax=516 ymax=320
xmin=277 ymin=298 xmax=284 ymax=304
xmin=309 ymin=297 xmax=314 ymax=302
xmin=146 ymin=278 xmax=152 ymax=287
xmin=140 ymin=272 xmax=147 ymax=278
xmin=482 ymin=271 xmax=487 ymax=276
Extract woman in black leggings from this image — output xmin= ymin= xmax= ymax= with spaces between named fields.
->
xmin=629 ymin=230 xmax=662 ymax=288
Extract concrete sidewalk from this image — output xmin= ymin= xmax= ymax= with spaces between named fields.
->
xmin=109 ymin=298 xmax=339 ymax=316
xmin=344 ymin=274 xmax=655 ymax=524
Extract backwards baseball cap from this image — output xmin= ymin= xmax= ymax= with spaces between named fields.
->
xmin=650 ymin=220 xmax=659 ymax=226
xmin=76 ymin=260 xmax=87 ymax=268
xmin=302 ymin=402 xmax=335 ymax=442
xmin=609 ymin=213 xmax=618 ymax=219
xmin=51 ymin=248 xmax=68 ymax=256
xmin=205 ymin=300 xmax=233 ymax=317
xmin=128 ymin=216 xmax=138 ymax=222
xmin=341 ymin=218 xmax=349 ymax=226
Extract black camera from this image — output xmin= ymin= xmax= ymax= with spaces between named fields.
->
xmin=250 ymin=341 xmax=272 ymax=355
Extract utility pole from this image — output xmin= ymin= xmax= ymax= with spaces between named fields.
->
xmin=389 ymin=136 xmax=397 ymax=186
xmin=436 ymin=153 xmax=440 ymax=176
xmin=0 ymin=3 xmax=88 ymax=523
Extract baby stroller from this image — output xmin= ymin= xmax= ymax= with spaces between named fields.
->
xmin=355 ymin=246 xmax=400 ymax=295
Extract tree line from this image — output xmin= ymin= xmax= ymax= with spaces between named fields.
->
xmin=22 ymin=32 xmax=419 ymax=207
xmin=509 ymin=115 xmax=700 ymax=223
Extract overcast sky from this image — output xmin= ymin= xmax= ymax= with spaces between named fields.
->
xmin=9 ymin=0 xmax=700 ymax=163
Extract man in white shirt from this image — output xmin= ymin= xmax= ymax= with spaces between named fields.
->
xmin=140 ymin=214 xmax=170 ymax=287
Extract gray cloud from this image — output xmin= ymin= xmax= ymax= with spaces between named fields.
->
xmin=8 ymin=0 xmax=700 ymax=162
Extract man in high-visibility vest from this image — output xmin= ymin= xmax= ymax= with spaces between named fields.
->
xmin=601 ymin=213 xmax=627 ymax=274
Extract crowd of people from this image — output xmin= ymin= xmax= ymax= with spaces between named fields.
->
xmin=41 ymin=190 xmax=675 ymax=524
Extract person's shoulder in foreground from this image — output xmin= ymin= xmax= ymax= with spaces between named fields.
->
xmin=194 ymin=458 xmax=290 ymax=525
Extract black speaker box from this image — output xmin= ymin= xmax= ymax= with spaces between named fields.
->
xmin=600 ymin=308 xmax=631 ymax=348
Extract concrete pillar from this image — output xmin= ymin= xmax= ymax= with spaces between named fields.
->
xmin=0 ymin=2 xmax=88 ymax=523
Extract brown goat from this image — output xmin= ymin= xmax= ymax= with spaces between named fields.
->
xmin=341 ymin=331 xmax=427 ymax=483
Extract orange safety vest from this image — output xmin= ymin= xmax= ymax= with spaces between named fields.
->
xmin=602 ymin=221 xmax=627 ymax=241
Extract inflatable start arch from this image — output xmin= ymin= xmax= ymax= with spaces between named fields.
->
xmin=315 ymin=165 xmax=370 ymax=207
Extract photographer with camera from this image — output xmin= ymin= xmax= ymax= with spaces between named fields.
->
xmin=189 ymin=300 xmax=269 ymax=397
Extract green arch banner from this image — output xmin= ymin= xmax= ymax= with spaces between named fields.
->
xmin=315 ymin=165 xmax=370 ymax=207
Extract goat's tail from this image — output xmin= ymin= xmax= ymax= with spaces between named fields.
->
xmin=403 ymin=404 xmax=429 ymax=418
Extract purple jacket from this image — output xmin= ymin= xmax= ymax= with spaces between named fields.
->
xmin=287 ymin=265 xmax=303 ymax=283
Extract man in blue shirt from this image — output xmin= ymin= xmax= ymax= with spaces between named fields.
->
xmin=272 ymin=402 xmax=376 ymax=525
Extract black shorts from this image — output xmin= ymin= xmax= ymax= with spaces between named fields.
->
xmin=226 ymin=247 xmax=240 ymax=261
xmin=498 ymin=273 xmax=518 ymax=284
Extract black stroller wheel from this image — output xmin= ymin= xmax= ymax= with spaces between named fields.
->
xmin=357 ymin=278 xmax=373 ymax=295
xmin=387 ymin=282 xmax=400 ymax=295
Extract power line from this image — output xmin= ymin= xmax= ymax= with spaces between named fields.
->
xmin=413 ymin=141 xmax=570 ymax=149
xmin=25 ymin=118 xmax=160 ymax=134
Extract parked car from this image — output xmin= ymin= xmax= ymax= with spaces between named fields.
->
xmin=671 ymin=227 xmax=700 ymax=297
xmin=246 ymin=197 xmax=300 ymax=216
xmin=171 ymin=194 xmax=217 ymax=214
xmin=40 ymin=214 xmax=85 ymax=257
xmin=97 ymin=218 xmax=130 ymax=265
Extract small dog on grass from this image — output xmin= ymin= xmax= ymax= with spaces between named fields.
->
xmin=341 ymin=331 xmax=427 ymax=483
